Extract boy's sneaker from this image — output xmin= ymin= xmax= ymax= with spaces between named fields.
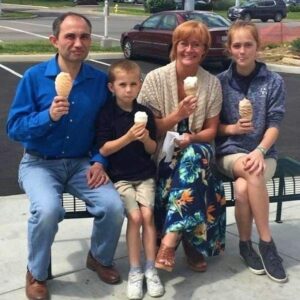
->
xmin=127 ymin=272 xmax=144 ymax=299
xmin=239 ymin=240 xmax=265 ymax=275
xmin=259 ymin=239 xmax=288 ymax=283
xmin=145 ymin=268 xmax=164 ymax=297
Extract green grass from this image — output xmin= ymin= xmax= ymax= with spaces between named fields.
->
xmin=0 ymin=40 xmax=121 ymax=54
xmin=287 ymin=11 xmax=300 ymax=20
xmin=0 ymin=11 xmax=35 ymax=18
xmin=2 ymin=0 xmax=73 ymax=7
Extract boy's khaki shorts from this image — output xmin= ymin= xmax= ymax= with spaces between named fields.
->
xmin=217 ymin=153 xmax=277 ymax=181
xmin=114 ymin=178 xmax=155 ymax=214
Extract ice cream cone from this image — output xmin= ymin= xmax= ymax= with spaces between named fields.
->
xmin=184 ymin=76 xmax=198 ymax=96
xmin=55 ymin=72 xmax=73 ymax=98
xmin=134 ymin=111 xmax=148 ymax=125
xmin=239 ymin=98 xmax=253 ymax=120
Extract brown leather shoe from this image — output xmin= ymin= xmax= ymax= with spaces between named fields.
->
xmin=182 ymin=237 xmax=207 ymax=272
xmin=26 ymin=271 xmax=49 ymax=300
xmin=155 ymin=243 xmax=175 ymax=272
xmin=86 ymin=251 xmax=121 ymax=284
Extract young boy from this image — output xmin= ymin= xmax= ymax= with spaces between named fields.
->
xmin=96 ymin=60 xmax=164 ymax=299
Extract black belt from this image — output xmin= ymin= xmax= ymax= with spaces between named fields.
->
xmin=25 ymin=149 xmax=61 ymax=160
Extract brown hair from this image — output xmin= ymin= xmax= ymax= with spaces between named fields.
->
xmin=52 ymin=12 xmax=92 ymax=38
xmin=108 ymin=59 xmax=141 ymax=83
xmin=170 ymin=20 xmax=211 ymax=61
xmin=226 ymin=20 xmax=261 ymax=51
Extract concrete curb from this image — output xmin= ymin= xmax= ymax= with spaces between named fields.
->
xmin=0 ymin=52 xmax=124 ymax=63
xmin=266 ymin=62 xmax=300 ymax=74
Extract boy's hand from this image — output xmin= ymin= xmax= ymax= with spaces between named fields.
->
xmin=49 ymin=96 xmax=70 ymax=121
xmin=127 ymin=123 xmax=146 ymax=142
xmin=140 ymin=128 xmax=150 ymax=143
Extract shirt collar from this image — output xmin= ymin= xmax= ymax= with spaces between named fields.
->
xmin=44 ymin=54 xmax=97 ymax=83
xmin=227 ymin=61 xmax=267 ymax=80
xmin=113 ymin=97 xmax=139 ymax=117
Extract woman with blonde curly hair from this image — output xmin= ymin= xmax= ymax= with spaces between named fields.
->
xmin=138 ymin=20 xmax=226 ymax=272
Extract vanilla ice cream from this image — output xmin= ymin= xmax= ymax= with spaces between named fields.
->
xmin=183 ymin=76 xmax=198 ymax=96
xmin=134 ymin=111 xmax=148 ymax=125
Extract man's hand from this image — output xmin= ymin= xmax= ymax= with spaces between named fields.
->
xmin=86 ymin=162 xmax=109 ymax=188
xmin=49 ymin=96 xmax=70 ymax=121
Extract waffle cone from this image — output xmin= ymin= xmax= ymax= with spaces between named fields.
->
xmin=184 ymin=87 xmax=198 ymax=96
xmin=239 ymin=98 xmax=253 ymax=120
xmin=55 ymin=72 xmax=73 ymax=98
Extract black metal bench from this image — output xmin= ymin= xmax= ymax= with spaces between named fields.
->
xmin=48 ymin=156 xmax=300 ymax=279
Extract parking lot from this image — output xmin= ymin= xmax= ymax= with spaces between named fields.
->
xmin=0 ymin=56 xmax=299 ymax=196
xmin=0 ymin=5 xmax=300 ymax=196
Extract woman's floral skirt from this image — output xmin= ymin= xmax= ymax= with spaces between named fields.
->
xmin=155 ymin=143 xmax=226 ymax=256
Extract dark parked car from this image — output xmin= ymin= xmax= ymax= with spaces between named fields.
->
xmin=120 ymin=10 xmax=231 ymax=66
xmin=228 ymin=0 xmax=287 ymax=22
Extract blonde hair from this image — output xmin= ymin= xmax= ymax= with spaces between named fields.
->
xmin=108 ymin=59 xmax=141 ymax=83
xmin=226 ymin=20 xmax=261 ymax=51
xmin=170 ymin=20 xmax=211 ymax=61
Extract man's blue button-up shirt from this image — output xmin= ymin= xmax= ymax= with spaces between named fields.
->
xmin=7 ymin=55 xmax=109 ymax=165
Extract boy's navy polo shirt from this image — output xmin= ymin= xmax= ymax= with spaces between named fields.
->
xmin=96 ymin=97 xmax=156 ymax=183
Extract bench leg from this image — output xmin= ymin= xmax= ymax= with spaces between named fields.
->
xmin=275 ymin=201 xmax=283 ymax=223
xmin=275 ymin=176 xmax=284 ymax=223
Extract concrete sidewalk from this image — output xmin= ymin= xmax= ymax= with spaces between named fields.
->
xmin=0 ymin=194 xmax=299 ymax=300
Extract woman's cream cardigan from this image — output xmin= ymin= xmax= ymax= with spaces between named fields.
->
xmin=137 ymin=61 xmax=222 ymax=163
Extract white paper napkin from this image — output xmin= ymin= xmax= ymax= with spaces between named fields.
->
xmin=162 ymin=131 xmax=183 ymax=162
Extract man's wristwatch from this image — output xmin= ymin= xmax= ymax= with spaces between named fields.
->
xmin=256 ymin=146 xmax=267 ymax=156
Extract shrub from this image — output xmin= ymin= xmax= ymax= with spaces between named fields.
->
xmin=212 ymin=0 xmax=236 ymax=11
xmin=288 ymin=5 xmax=300 ymax=12
xmin=195 ymin=2 xmax=213 ymax=11
xmin=144 ymin=0 xmax=176 ymax=13
xmin=264 ymin=43 xmax=281 ymax=49
xmin=291 ymin=38 xmax=300 ymax=51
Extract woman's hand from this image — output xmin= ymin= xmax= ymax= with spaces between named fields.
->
xmin=177 ymin=95 xmax=197 ymax=120
xmin=175 ymin=133 xmax=192 ymax=149
xmin=242 ymin=149 xmax=266 ymax=176
xmin=233 ymin=118 xmax=254 ymax=135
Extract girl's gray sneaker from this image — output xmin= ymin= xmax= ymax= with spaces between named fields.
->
xmin=259 ymin=239 xmax=288 ymax=283
xmin=239 ymin=240 xmax=265 ymax=275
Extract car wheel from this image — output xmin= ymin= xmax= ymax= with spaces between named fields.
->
xmin=274 ymin=12 xmax=283 ymax=22
xmin=243 ymin=13 xmax=251 ymax=22
xmin=261 ymin=18 xmax=268 ymax=22
xmin=123 ymin=39 xmax=135 ymax=59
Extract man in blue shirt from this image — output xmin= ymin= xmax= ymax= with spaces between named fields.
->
xmin=7 ymin=12 xmax=124 ymax=300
